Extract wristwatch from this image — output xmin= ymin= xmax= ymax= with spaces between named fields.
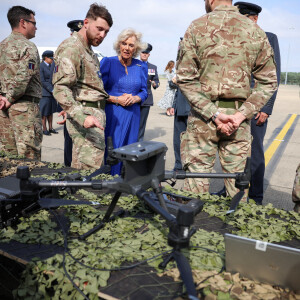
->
xmin=212 ymin=111 xmax=220 ymax=122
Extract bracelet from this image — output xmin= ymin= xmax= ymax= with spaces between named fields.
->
xmin=115 ymin=97 xmax=118 ymax=106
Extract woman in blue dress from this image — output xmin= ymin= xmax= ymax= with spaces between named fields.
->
xmin=100 ymin=28 xmax=148 ymax=175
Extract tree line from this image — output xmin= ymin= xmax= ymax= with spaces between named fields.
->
xmin=280 ymin=72 xmax=300 ymax=85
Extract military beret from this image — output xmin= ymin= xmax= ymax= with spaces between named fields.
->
xmin=67 ymin=20 xmax=84 ymax=32
xmin=234 ymin=2 xmax=262 ymax=16
xmin=142 ymin=43 xmax=153 ymax=54
xmin=42 ymin=50 xmax=54 ymax=59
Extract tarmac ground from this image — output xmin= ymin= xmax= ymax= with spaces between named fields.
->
xmin=42 ymin=80 xmax=300 ymax=211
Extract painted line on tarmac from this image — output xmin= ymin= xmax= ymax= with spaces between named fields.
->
xmin=264 ymin=114 xmax=298 ymax=167
xmin=263 ymin=115 xmax=292 ymax=150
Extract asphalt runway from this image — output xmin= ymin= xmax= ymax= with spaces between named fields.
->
xmin=42 ymin=81 xmax=300 ymax=211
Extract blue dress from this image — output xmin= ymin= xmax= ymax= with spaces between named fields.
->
xmin=100 ymin=56 xmax=148 ymax=175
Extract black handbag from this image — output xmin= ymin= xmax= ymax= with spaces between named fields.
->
xmin=168 ymin=80 xmax=177 ymax=89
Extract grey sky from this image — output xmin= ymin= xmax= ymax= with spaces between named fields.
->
xmin=0 ymin=0 xmax=299 ymax=74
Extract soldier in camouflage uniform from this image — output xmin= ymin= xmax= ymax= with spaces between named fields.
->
xmin=53 ymin=4 xmax=113 ymax=170
xmin=0 ymin=6 xmax=42 ymax=160
xmin=176 ymin=0 xmax=277 ymax=198
xmin=292 ymin=164 xmax=300 ymax=213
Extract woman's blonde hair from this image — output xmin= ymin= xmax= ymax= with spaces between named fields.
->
xmin=165 ymin=60 xmax=175 ymax=72
xmin=113 ymin=28 xmax=146 ymax=58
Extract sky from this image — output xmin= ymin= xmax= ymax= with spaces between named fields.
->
xmin=0 ymin=0 xmax=299 ymax=75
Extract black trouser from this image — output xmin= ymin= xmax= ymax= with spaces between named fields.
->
xmin=249 ymin=116 xmax=268 ymax=204
xmin=138 ymin=106 xmax=150 ymax=142
xmin=64 ymin=123 xmax=73 ymax=167
xmin=173 ymin=113 xmax=188 ymax=170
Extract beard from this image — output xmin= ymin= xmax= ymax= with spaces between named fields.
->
xmin=86 ymin=28 xmax=102 ymax=47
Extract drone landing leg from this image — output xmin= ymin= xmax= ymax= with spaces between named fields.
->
xmin=79 ymin=191 xmax=123 ymax=240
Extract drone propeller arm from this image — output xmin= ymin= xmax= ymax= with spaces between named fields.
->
xmin=37 ymin=180 xmax=103 ymax=190
xmin=165 ymin=170 xmax=238 ymax=180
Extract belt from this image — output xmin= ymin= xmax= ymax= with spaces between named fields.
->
xmin=18 ymin=95 xmax=40 ymax=103
xmin=81 ymin=101 xmax=100 ymax=108
xmin=215 ymin=100 xmax=243 ymax=109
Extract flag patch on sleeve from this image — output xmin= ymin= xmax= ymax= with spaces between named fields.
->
xmin=28 ymin=63 xmax=35 ymax=70
xmin=54 ymin=66 xmax=59 ymax=73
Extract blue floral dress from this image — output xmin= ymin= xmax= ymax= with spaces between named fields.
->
xmin=157 ymin=70 xmax=176 ymax=109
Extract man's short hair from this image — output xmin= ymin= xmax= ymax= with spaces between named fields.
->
xmin=86 ymin=3 xmax=113 ymax=27
xmin=7 ymin=6 xmax=35 ymax=29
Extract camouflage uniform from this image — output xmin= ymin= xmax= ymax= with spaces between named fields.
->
xmin=0 ymin=32 xmax=42 ymax=160
xmin=176 ymin=5 xmax=277 ymax=197
xmin=53 ymin=32 xmax=108 ymax=170
xmin=292 ymin=164 xmax=300 ymax=213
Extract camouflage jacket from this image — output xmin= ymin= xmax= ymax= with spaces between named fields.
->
xmin=0 ymin=31 xmax=42 ymax=103
xmin=176 ymin=5 xmax=278 ymax=121
xmin=53 ymin=32 xmax=108 ymax=127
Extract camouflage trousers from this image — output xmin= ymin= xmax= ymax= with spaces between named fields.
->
xmin=67 ymin=106 xmax=106 ymax=170
xmin=0 ymin=101 xmax=42 ymax=160
xmin=180 ymin=108 xmax=251 ymax=198
xmin=292 ymin=163 xmax=300 ymax=204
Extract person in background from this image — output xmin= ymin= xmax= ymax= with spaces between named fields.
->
xmin=213 ymin=2 xmax=281 ymax=202
xmin=157 ymin=60 xmax=176 ymax=116
xmin=0 ymin=5 xmax=42 ymax=160
xmin=176 ymin=0 xmax=277 ymax=198
xmin=57 ymin=19 xmax=84 ymax=167
xmin=100 ymin=28 xmax=148 ymax=176
xmin=138 ymin=43 xmax=160 ymax=141
xmin=40 ymin=50 xmax=59 ymax=136
xmin=53 ymin=4 xmax=113 ymax=170
xmin=171 ymin=38 xmax=191 ymax=171
xmin=236 ymin=1 xmax=281 ymax=205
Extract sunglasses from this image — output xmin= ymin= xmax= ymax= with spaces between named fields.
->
xmin=24 ymin=19 xmax=37 ymax=26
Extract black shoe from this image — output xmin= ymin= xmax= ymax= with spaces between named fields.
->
xmin=43 ymin=130 xmax=51 ymax=136
xmin=211 ymin=186 xmax=227 ymax=197
xmin=293 ymin=203 xmax=300 ymax=213
xmin=173 ymin=167 xmax=183 ymax=172
xmin=49 ymin=129 xmax=58 ymax=134
xmin=248 ymin=196 xmax=263 ymax=205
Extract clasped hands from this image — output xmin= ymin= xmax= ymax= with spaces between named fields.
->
xmin=114 ymin=93 xmax=139 ymax=106
xmin=214 ymin=111 xmax=246 ymax=136
xmin=83 ymin=93 xmax=140 ymax=129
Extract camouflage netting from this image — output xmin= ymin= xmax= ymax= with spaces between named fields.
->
xmin=0 ymin=160 xmax=299 ymax=299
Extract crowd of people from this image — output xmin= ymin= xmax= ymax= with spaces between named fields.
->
xmin=0 ymin=1 xmax=299 ymax=212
